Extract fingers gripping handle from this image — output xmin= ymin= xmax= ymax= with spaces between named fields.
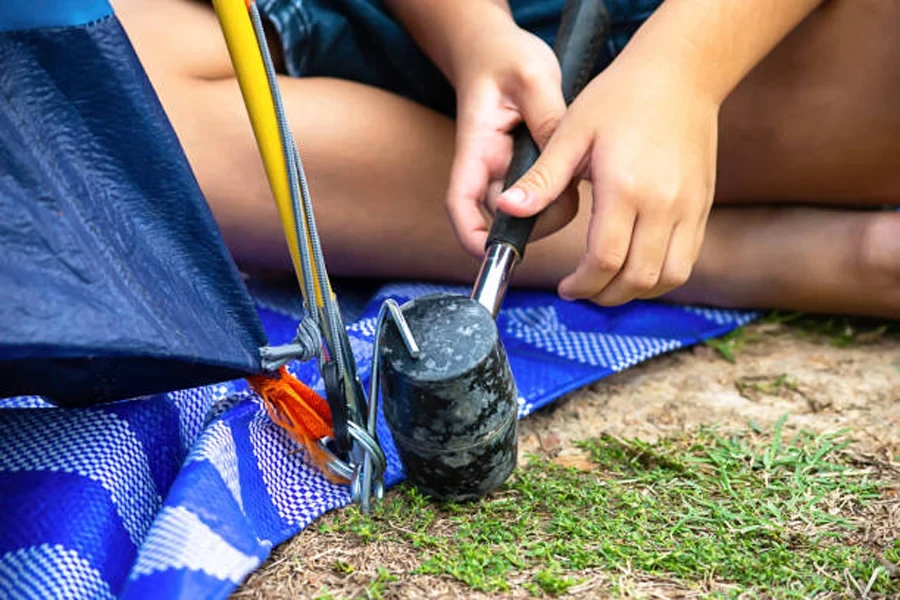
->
xmin=487 ymin=126 xmax=541 ymax=255
xmin=486 ymin=0 xmax=611 ymax=258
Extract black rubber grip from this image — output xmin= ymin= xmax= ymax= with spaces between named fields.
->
xmin=486 ymin=0 xmax=611 ymax=257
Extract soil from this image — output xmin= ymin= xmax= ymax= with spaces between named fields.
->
xmin=234 ymin=320 xmax=900 ymax=599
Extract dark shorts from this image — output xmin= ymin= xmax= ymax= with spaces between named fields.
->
xmin=256 ymin=0 xmax=662 ymax=116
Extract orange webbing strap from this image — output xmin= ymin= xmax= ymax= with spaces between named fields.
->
xmin=247 ymin=367 xmax=347 ymax=484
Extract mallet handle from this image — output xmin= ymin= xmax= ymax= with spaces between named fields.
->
xmin=486 ymin=0 xmax=612 ymax=257
xmin=472 ymin=0 xmax=612 ymax=316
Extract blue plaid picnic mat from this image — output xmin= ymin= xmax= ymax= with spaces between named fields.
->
xmin=0 ymin=282 xmax=755 ymax=599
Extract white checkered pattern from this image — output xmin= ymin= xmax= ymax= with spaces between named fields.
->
xmin=347 ymin=316 xmax=377 ymax=339
xmin=0 ymin=410 xmax=160 ymax=545
xmin=347 ymin=328 xmax=375 ymax=368
xmin=248 ymin=409 xmax=349 ymax=526
xmin=185 ymin=420 xmax=243 ymax=514
xmin=505 ymin=306 xmax=683 ymax=370
xmin=0 ymin=544 xmax=114 ymax=600
xmin=0 ymin=396 xmax=52 ymax=409
xmin=517 ymin=396 xmax=535 ymax=419
xmin=205 ymin=389 xmax=254 ymax=424
xmin=169 ymin=385 xmax=233 ymax=452
xmin=684 ymin=306 xmax=756 ymax=326
xmin=128 ymin=506 xmax=259 ymax=584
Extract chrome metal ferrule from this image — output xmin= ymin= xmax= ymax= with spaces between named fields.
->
xmin=471 ymin=243 xmax=520 ymax=318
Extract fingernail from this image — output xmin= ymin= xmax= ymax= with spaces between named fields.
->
xmin=501 ymin=187 xmax=527 ymax=206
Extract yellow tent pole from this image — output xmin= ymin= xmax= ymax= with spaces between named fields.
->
xmin=211 ymin=0 xmax=327 ymax=308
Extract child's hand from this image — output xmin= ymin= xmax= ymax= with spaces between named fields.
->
xmin=390 ymin=0 xmax=817 ymax=305
xmin=496 ymin=61 xmax=720 ymax=305
xmin=446 ymin=16 xmax=579 ymax=257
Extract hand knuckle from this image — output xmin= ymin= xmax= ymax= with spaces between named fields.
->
xmin=522 ymin=166 xmax=555 ymax=194
xmin=638 ymin=186 xmax=675 ymax=212
xmin=660 ymin=194 xmax=679 ymax=212
xmin=588 ymin=248 xmax=626 ymax=274
xmin=661 ymin=262 xmax=693 ymax=288
xmin=516 ymin=68 xmax=540 ymax=92
xmin=608 ymin=172 xmax=639 ymax=203
xmin=624 ymin=267 xmax=660 ymax=292
xmin=532 ymin=113 xmax=562 ymax=145
xmin=591 ymin=294 xmax=619 ymax=308
xmin=518 ymin=63 xmax=555 ymax=90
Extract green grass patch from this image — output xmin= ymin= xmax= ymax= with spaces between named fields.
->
xmin=323 ymin=420 xmax=897 ymax=598
xmin=761 ymin=311 xmax=899 ymax=348
xmin=704 ymin=327 xmax=749 ymax=363
xmin=704 ymin=313 xmax=899 ymax=364
xmin=525 ymin=569 xmax=580 ymax=596
xmin=735 ymin=373 xmax=794 ymax=397
xmin=887 ymin=539 xmax=900 ymax=564
xmin=702 ymin=313 xmax=900 ymax=364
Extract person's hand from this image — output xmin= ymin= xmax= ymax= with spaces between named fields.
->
xmin=496 ymin=59 xmax=720 ymax=305
xmin=446 ymin=13 xmax=579 ymax=257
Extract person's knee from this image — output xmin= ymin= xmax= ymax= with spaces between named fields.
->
xmin=857 ymin=211 xmax=900 ymax=283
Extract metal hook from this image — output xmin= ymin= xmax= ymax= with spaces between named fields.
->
xmin=354 ymin=299 xmax=419 ymax=512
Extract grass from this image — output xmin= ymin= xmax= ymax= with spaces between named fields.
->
xmin=760 ymin=312 xmax=899 ymax=347
xmin=313 ymin=568 xmax=396 ymax=600
xmin=703 ymin=327 xmax=749 ymax=363
xmin=735 ymin=372 xmax=793 ymax=396
xmin=702 ymin=312 xmax=899 ymax=364
xmin=317 ymin=418 xmax=897 ymax=598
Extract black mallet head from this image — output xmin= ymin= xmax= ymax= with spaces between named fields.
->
xmin=378 ymin=0 xmax=610 ymax=502
xmin=379 ymin=294 xmax=518 ymax=501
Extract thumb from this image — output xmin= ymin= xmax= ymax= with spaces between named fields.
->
xmin=495 ymin=120 xmax=589 ymax=218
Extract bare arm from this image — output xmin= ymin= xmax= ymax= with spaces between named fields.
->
xmin=490 ymin=0 xmax=827 ymax=306
xmin=386 ymin=0 xmax=823 ymax=103
xmin=618 ymin=0 xmax=825 ymax=104
xmin=383 ymin=0 xmax=514 ymax=85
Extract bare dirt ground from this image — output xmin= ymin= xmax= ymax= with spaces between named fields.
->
xmin=235 ymin=319 xmax=900 ymax=599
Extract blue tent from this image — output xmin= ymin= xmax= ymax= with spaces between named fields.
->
xmin=0 ymin=0 xmax=267 ymax=407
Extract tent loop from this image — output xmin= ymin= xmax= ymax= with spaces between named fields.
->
xmin=259 ymin=316 xmax=322 ymax=371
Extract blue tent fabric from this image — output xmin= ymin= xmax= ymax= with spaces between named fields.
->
xmin=0 ymin=8 xmax=267 ymax=406
xmin=0 ymin=281 xmax=757 ymax=599
xmin=0 ymin=0 xmax=113 ymax=32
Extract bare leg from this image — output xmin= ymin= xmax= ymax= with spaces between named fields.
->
xmin=667 ymin=208 xmax=900 ymax=318
xmin=116 ymin=0 xmax=477 ymax=280
xmin=716 ymin=0 xmax=900 ymax=204
xmin=114 ymin=0 xmax=900 ymax=318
